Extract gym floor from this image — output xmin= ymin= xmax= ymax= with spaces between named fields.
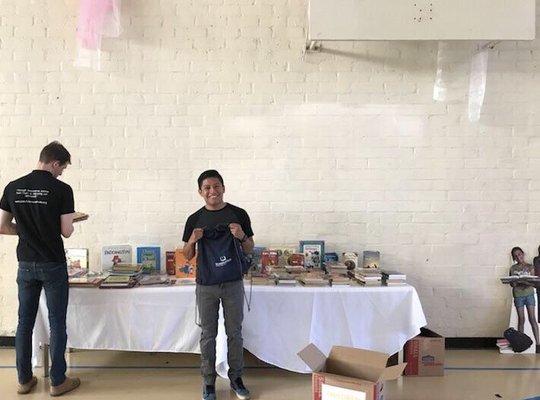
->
xmin=0 ymin=348 xmax=539 ymax=400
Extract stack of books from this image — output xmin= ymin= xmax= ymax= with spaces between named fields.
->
xmin=381 ymin=270 xmax=407 ymax=286
xmin=328 ymin=272 xmax=351 ymax=286
xmin=99 ymin=264 xmax=143 ymax=289
xmin=68 ymin=267 xmax=87 ymax=279
xmin=353 ymin=268 xmax=382 ymax=286
xmin=325 ymin=261 xmax=348 ymax=274
xmin=69 ymin=273 xmax=105 ymax=288
xmin=284 ymin=265 xmax=305 ymax=274
xmin=496 ymin=338 xmax=513 ymax=354
xmin=298 ymin=276 xmax=329 ymax=286
xmin=99 ymin=275 xmax=139 ymax=289
xmin=298 ymin=270 xmax=329 ymax=287
xmin=272 ymin=272 xmax=297 ymax=286
xmin=110 ymin=264 xmax=143 ymax=275
xmin=244 ymin=275 xmax=274 ymax=286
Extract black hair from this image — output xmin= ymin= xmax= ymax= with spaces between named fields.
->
xmin=511 ymin=246 xmax=524 ymax=262
xmin=197 ymin=169 xmax=224 ymax=189
xmin=39 ymin=141 xmax=71 ymax=165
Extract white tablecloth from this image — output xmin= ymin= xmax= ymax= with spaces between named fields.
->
xmin=32 ymin=284 xmax=426 ymax=375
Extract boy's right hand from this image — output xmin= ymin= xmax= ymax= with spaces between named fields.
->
xmin=188 ymin=228 xmax=204 ymax=244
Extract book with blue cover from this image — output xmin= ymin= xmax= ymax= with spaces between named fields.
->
xmin=137 ymin=246 xmax=161 ymax=274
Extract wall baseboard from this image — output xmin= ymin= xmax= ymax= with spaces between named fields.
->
xmin=445 ymin=337 xmax=497 ymax=349
xmin=0 ymin=336 xmax=498 ymax=349
xmin=0 ymin=336 xmax=15 ymax=347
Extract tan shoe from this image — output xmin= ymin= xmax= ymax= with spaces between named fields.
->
xmin=17 ymin=376 xmax=37 ymax=394
xmin=50 ymin=377 xmax=80 ymax=397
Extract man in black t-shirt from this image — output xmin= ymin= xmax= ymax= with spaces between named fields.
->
xmin=0 ymin=142 xmax=81 ymax=396
xmin=183 ymin=170 xmax=254 ymax=400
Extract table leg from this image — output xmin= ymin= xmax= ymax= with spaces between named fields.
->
xmin=41 ymin=344 xmax=49 ymax=378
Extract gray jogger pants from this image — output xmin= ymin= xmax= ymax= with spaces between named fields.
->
xmin=196 ymin=279 xmax=244 ymax=385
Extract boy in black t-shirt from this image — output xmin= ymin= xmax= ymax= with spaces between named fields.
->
xmin=0 ymin=142 xmax=81 ymax=396
xmin=183 ymin=170 xmax=254 ymax=400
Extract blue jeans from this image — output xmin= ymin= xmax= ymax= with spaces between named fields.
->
xmin=16 ymin=262 xmax=69 ymax=386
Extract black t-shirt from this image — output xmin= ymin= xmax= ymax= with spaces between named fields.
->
xmin=0 ymin=170 xmax=75 ymax=262
xmin=182 ymin=203 xmax=254 ymax=243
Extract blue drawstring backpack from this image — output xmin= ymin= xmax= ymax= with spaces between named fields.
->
xmin=197 ymin=224 xmax=250 ymax=286
xmin=194 ymin=224 xmax=252 ymax=326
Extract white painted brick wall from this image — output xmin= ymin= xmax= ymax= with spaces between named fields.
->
xmin=0 ymin=0 xmax=539 ymax=337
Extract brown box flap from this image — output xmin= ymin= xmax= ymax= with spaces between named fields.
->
xmin=419 ymin=327 xmax=443 ymax=338
xmin=298 ymin=343 xmax=327 ymax=372
xmin=380 ymin=363 xmax=407 ymax=381
xmin=326 ymin=346 xmax=389 ymax=382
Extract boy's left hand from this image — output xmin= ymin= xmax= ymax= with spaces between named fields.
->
xmin=229 ymin=223 xmax=245 ymax=240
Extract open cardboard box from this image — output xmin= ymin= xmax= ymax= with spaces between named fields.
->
xmin=298 ymin=344 xmax=406 ymax=400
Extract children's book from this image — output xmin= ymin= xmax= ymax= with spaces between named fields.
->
xmin=175 ymin=249 xmax=196 ymax=279
xmin=362 ymin=251 xmax=380 ymax=269
xmin=137 ymin=246 xmax=161 ymax=274
xmin=101 ymin=245 xmax=132 ymax=271
xmin=342 ymin=252 xmax=358 ymax=270
xmin=65 ymin=248 xmax=89 ymax=269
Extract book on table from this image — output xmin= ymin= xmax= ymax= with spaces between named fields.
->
xmin=69 ymin=276 xmax=105 ymax=287
xmin=381 ymin=270 xmax=406 ymax=280
xmin=102 ymin=245 xmax=132 ymax=271
xmin=175 ymin=250 xmax=197 ymax=279
xmin=99 ymin=274 xmax=139 ymax=289
xmin=272 ymin=272 xmax=297 ymax=286
xmin=138 ymin=275 xmax=173 ymax=286
xmin=136 ymin=246 xmax=161 ymax=274
xmin=362 ymin=250 xmax=380 ymax=269
xmin=110 ymin=263 xmax=143 ymax=275
xmin=65 ymin=248 xmax=89 ymax=269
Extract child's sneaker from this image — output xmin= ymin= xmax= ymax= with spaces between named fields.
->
xmin=202 ymin=384 xmax=216 ymax=400
xmin=230 ymin=377 xmax=250 ymax=400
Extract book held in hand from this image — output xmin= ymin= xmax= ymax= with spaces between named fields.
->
xmin=500 ymin=275 xmax=540 ymax=284
xmin=73 ymin=212 xmax=89 ymax=222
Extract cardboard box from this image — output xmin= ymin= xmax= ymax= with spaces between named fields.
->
xmin=298 ymin=344 xmax=406 ymax=400
xmin=403 ymin=328 xmax=445 ymax=376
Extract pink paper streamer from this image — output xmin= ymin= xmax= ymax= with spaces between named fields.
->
xmin=75 ymin=0 xmax=121 ymax=69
